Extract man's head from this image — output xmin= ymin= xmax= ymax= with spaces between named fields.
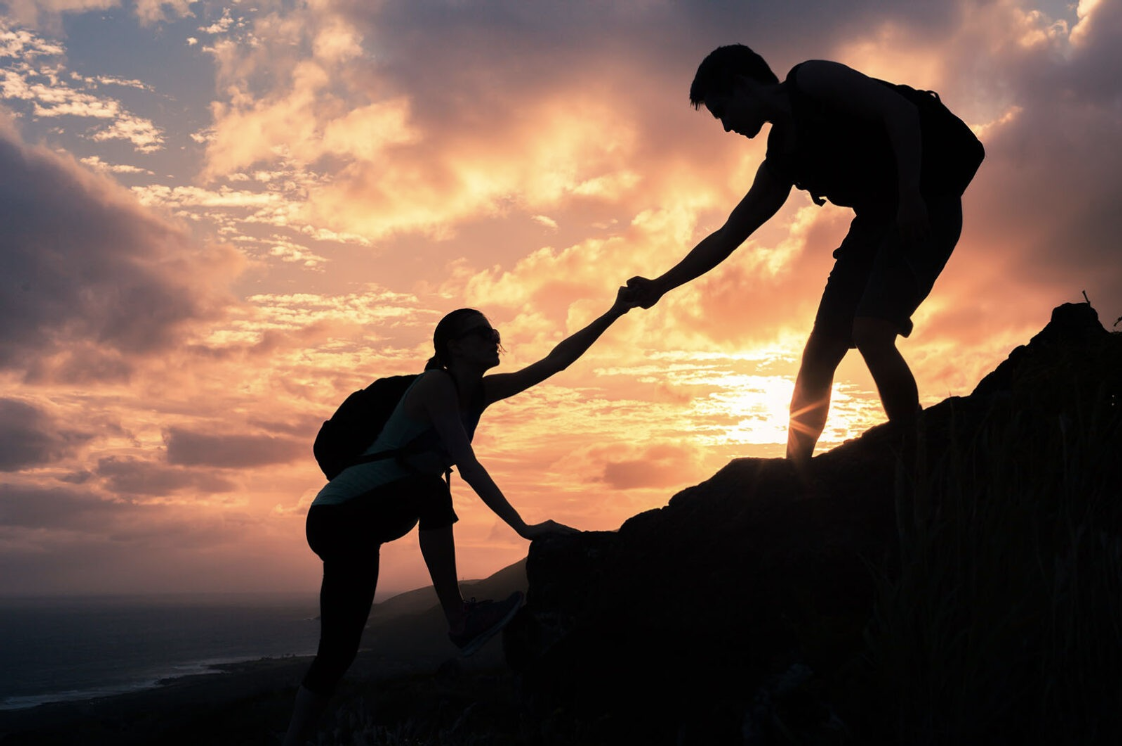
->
xmin=689 ymin=44 xmax=778 ymax=111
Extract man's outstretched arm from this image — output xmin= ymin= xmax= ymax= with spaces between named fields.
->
xmin=627 ymin=161 xmax=791 ymax=308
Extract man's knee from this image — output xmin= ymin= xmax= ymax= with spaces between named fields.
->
xmin=801 ymin=331 xmax=849 ymax=372
xmin=851 ymin=317 xmax=898 ymax=355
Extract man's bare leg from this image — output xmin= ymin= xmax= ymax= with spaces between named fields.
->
xmin=851 ymin=316 xmax=919 ymax=424
xmin=787 ymin=332 xmax=850 ymax=466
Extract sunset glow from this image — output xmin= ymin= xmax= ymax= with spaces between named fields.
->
xmin=2 ymin=0 xmax=1120 ymax=600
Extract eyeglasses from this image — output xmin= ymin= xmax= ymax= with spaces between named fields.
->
xmin=458 ymin=325 xmax=501 ymax=344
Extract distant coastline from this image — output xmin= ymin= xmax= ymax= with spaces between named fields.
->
xmin=0 ymin=566 xmax=524 ymax=714
xmin=0 ymin=651 xmax=314 ymax=711
xmin=0 ymin=593 xmax=321 ymax=711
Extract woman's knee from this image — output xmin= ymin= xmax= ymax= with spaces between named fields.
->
xmin=302 ymin=639 xmax=360 ymax=696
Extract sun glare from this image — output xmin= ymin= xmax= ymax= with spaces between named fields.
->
xmin=682 ymin=372 xmax=880 ymax=456
xmin=691 ymin=374 xmax=796 ymax=447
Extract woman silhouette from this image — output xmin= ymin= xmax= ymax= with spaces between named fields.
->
xmin=284 ymin=289 xmax=636 ymax=744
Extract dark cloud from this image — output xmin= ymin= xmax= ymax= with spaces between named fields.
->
xmin=0 ymin=398 xmax=93 ymax=471
xmin=95 ymin=456 xmax=238 ymax=496
xmin=0 ymin=129 xmax=237 ymax=383
xmin=246 ymin=415 xmax=323 ymax=440
xmin=0 ymin=484 xmax=122 ymax=531
xmin=951 ymin=5 xmax=1122 ymax=309
xmin=164 ymin=427 xmax=306 ymax=468
xmin=0 ymin=482 xmax=256 ymax=540
xmin=0 ymin=485 xmax=275 ymax=594
xmin=359 ymin=0 xmax=962 ymax=86
xmin=339 ymin=0 xmax=971 ymax=171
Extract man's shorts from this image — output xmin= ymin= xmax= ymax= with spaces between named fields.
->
xmin=812 ymin=194 xmax=963 ymax=345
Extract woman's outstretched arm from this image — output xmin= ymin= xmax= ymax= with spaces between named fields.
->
xmin=483 ymin=287 xmax=636 ymax=404
xmin=416 ymin=371 xmax=574 ymax=539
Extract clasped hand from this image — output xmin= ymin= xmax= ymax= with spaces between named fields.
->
xmin=621 ymin=276 xmax=662 ymax=310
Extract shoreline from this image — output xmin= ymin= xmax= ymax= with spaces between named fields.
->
xmin=0 ymin=644 xmax=501 ymax=746
xmin=0 ymin=646 xmax=320 ymax=708
xmin=0 ymin=653 xmax=315 ymax=743
xmin=0 ymin=651 xmax=317 ymax=713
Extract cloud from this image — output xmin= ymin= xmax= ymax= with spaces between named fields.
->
xmin=0 ymin=398 xmax=93 ymax=471
xmin=190 ymin=0 xmax=1119 ymax=309
xmin=95 ymin=456 xmax=238 ymax=497
xmin=593 ymin=441 xmax=704 ymax=491
xmin=0 ymin=122 xmax=241 ymax=383
xmin=0 ymin=483 xmax=121 ymax=530
xmin=88 ymin=113 xmax=164 ymax=152
xmin=79 ymin=155 xmax=153 ymax=174
xmin=0 ymin=0 xmax=193 ymax=29
xmin=0 ymin=481 xmax=296 ymax=595
xmin=197 ymin=6 xmax=233 ymax=35
xmin=163 ymin=427 xmax=306 ymax=468
xmin=0 ymin=18 xmax=65 ymax=56
xmin=0 ymin=0 xmax=117 ymax=30
xmin=196 ymin=2 xmax=656 ymax=240
xmin=0 ymin=20 xmax=165 ymax=151
xmin=908 ymin=0 xmax=1122 ymax=341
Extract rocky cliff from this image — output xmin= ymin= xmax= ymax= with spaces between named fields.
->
xmin=504 ymin=302 xmax=1122 ymax=746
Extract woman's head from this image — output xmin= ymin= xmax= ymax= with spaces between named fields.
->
xmin=425 ymin=309 xmax=502 ymax=371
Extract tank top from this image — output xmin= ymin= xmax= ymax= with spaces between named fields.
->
xmin=311 ymin=373 xmax=483 ymax=507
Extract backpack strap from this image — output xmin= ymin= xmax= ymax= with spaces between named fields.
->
xmin=346 ymin=368 xmax=469 ymax=486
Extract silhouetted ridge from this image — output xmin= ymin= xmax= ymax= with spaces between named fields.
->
xmin=505 ymin=301 xmax=1121 ymax=746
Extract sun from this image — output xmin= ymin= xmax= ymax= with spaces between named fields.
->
xmin=685 ymin=374 xmax=795 ymax=449
xmin=720 ymin=375 xmax=797 ymax=446
xmin=684 ymin=371 xmax=879 ymax=455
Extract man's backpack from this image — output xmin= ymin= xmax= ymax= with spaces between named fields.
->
xmin=892 ymin=83 xmax=986 ymax=196
xmin=312 ymin=374 xmax=420 ymax=480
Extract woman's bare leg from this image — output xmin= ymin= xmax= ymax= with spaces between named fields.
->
xmin=283 ymin=685 xmax=330 ymax=746
xmin=419 ymin=525 xmax=466 ymax=631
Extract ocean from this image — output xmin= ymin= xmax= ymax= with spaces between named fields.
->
xmin=0 ymin=593 xmax=321 ymax=710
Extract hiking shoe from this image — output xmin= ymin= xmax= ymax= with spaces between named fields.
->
xmin=448 ymin=591 xmax=524 ymax=656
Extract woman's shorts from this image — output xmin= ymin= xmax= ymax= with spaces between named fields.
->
xmin=305 ymin=474 xmax=458 ymax=560
xmin=812 ymin=194 xmax=963 ymax=345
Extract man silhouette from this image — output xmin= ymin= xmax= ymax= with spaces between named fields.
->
xmin=627 ymin=45 xmax=984 ymax=464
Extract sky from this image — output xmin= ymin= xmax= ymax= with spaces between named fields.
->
xmin=1 ymin=0 xmax=1120 ymax=598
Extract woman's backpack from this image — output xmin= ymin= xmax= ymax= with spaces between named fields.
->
xmin=312 ymin=375 xmax=419 ymax=480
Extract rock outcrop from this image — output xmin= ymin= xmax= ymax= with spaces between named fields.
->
xmin=504 ymin=302 xmax=1122 ymax=745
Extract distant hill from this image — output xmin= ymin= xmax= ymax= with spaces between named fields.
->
xmin=338 ymin=557 xmax=529 ymax=674
xmin=370 ymin=557 xmax=527 ymax=621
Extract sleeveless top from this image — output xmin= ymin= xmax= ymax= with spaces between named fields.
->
xmin=764 ymin=62 xmax=984 ymax=212
xmin=311 ymin=373 xmax=484 ymax=507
